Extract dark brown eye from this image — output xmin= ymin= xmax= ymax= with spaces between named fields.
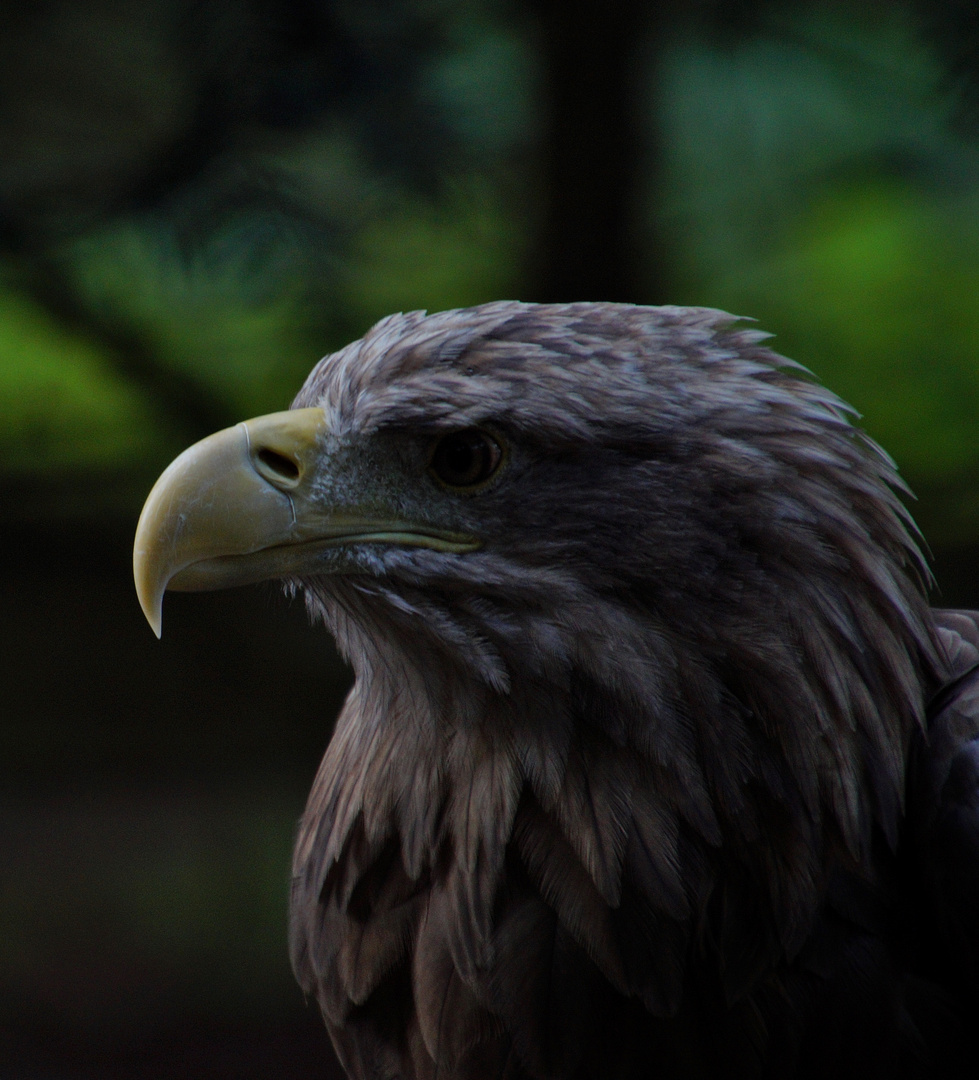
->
xmin=429 ymin=429 xmax=504 ymax=490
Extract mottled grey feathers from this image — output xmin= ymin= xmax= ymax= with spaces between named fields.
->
xmin=286 ymin=302 xmax=977 ymax=1079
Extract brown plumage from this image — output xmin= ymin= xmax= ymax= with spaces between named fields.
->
xmin=135 ymin=302 xmax=979 ymax=1079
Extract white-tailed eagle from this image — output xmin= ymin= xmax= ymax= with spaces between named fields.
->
xmin=134 ymin=303 xmax=979 ymax=1079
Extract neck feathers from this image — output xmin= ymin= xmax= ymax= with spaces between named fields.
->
xmin=291 ymin=566 xmax=942 ymax=1032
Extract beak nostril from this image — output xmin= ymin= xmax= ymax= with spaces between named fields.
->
xmin=256 ymin=447 xmax=301 ymax=486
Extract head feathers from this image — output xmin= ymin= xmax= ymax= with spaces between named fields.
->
xmin=288 ymin=302 xmax=946 ymax=1076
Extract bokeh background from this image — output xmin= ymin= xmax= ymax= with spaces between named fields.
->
xmin=2 ymin=1 xmax=979 ymax=1076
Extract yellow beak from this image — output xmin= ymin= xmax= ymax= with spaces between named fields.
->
xmin=133 ymin=407 xmax=476 ymax=637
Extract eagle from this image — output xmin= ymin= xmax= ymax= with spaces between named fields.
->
xmin=133 ymin=302 xmax=979 ymax=1079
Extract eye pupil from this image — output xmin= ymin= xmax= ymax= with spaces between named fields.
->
xmin=430 ymin=430 xmax=503 ymax=489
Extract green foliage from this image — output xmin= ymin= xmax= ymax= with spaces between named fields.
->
xmin=657 ymin=4 xmax=972 ymax=278
xmin=0 ymin=285 xmax=165 ymax=474
xmin=703 ymin=183 xmax=979 ymax=543
xmin=340 ymin=181 xmax=526 ymax=330
xmin=69 ymin=228 xmax=319 ymax=420
xmin=422 ymin=15 xmax=539 ymax=155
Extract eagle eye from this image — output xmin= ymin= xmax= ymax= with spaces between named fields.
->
xmin=429 ymin=429 xmax=503 ymax=490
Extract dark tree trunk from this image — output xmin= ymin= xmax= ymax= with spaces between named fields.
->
xmin=528 ymin=0 xmax=662 ymax=305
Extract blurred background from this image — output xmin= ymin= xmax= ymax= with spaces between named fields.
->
xmin=2 ymin=0 xmax=979 ymax=1076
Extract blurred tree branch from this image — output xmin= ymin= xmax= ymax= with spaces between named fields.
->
xmin=9 ymin=255 xmax=233 ymax=442
xmin=528 ymin=0 xmax=661 ymax=303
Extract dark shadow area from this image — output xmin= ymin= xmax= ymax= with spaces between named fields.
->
xmin=0 ymin=523 xmax=350 ymax=1078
